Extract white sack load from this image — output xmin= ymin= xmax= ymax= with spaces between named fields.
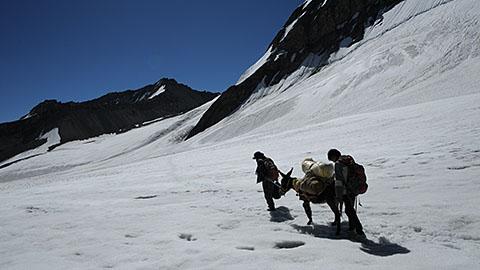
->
xmin=301 ymin=158 xmax=334 ymax=178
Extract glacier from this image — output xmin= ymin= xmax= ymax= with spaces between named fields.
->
xmin=1 ymin=0 xmax=480 ymax=269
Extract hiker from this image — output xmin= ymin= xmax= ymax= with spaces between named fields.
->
xmin=253 ymin=151 xmax=281 ymax=211
xmin=327 ymin=149 xmax=365 ymax=237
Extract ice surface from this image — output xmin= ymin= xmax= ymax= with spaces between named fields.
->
xmin=1 ymin=0 xmax=480 ymax=269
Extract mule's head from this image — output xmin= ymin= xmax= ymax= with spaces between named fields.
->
xmin=279 ymin=168 xmax=295 ymax=193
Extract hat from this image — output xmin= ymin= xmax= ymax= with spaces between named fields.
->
xmin=252 ymin=151 xmax=265 ymax=159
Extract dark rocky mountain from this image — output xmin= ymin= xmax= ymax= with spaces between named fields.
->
xmin=0 ymin=78 xmax=217 ymax=162
xmin=186 ymin=0 xmax=403 ymax=139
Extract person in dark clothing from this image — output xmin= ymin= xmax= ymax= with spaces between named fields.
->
xmin=253 ymin=151 xmax=280 ymax=211
xmin=327 ymin=149 xmax=365 ymax=237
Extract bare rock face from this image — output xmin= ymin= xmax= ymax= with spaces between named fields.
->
xmin=0 ymin=78 xmax=218 ymax=162
xmin=187 ymin=0 xmax=403 ymax=139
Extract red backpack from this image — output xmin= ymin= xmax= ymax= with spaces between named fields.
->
xmin=338 ymin=155 xmax=368 ymax=195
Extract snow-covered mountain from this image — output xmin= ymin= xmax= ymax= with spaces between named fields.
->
xmin=187 ymin=0 xmax=404 ymax=139
xmin=0 ymin=78 xmax=217 ymax=164
xmin=1 ymin=0 xmax=479 ymax=269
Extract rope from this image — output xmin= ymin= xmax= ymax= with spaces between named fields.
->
xmin=264 ymin=178 xmax=286 ymax=196
xmin=355 ymin=196 xmax=363 ymax=211
xmin=265 ymin=178 xmax=282 ymax=188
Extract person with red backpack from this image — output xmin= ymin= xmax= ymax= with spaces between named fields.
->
xmin=327 ymin=149 xmax=366 ymax=237
xmin=253 ymin=151 xmax=281 ymax=211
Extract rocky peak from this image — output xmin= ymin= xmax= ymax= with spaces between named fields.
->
xmin=154 ymin=77 xmax=178 ymax=87
xmin=28 ymin=99 xmax=63 ymax=117
xmin=187 ymin=0 xmax=403 ymax=139
xmin=1 ymin=79 xmax=218 ymax=163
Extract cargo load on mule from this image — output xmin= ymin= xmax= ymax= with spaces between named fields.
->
xmin=291 ymin=158 xmax=334 ymax=197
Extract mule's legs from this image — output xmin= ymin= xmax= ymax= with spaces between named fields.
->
xmin=302 ymin=200 xmax=313 ymax=225
xmin=327 ymin=199 xmax=341 ymax=235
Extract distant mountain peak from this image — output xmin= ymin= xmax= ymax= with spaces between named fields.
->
xmin=155 ymin=77 xmax=178 ymax=86
xmin=0 ymin=78 xmax=218 ymax=163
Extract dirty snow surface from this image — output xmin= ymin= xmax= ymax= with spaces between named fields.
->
xmin=1 ymin=0 xmax=480 ymax=269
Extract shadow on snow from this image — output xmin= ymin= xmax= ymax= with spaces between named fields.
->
xmin=270 ymin=206 xmax=295 ymax=222
xmin=291 ymin=222 xmax=410 ymax=257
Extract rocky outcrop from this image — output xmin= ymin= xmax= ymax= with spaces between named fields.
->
xmin=0 ymin=78 xmax=217 ymax=162
xmin=186 ymin=0 xmax=403 ymax=139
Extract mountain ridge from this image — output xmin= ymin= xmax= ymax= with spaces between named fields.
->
xmin=0 ymin=78 xmax=218 ymax=163
xmin=186 ymin=0 xmax=403 ymax=139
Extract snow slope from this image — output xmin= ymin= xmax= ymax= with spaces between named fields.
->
xmin=202 ymin=0 xmax=480 ymax=142
xmin=0 ymin=128 xmax=61 ymax=169
xmin=1 ymin=0 xmax=480 ymax=269
xmin=236 ymin=46 xmax=274 ymax=85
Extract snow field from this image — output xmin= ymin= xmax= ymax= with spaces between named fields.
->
xmin=1 ymin=93 xmax=479 ymax=269
xmin=1 ymin=0 xmax=480 ymax=269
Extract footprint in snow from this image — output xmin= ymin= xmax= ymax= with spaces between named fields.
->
xmin=179 ymin=233 xmax=197 ymax=241
xmin=25 ymin=206 xmax=47 ymax=214
xmin=366 ymin=158 xmax=390 ymax=168
xmin=395 ymin=174 xmax=415 ymax=178
xmin=217 ymin=220 xmax=240 ymax=230
xmin=134 ymin=195 xmax=157 ymax=200
xmin=447 ymin=165 xmax=470 ymax=170
xmin=393 ymin=186 xmax=410 ymax=190
xmin=411 ymin=226 xmax=422 ymax=233
xmin=274 ymin=240 xmax=305 ymax=249
xmin=443 ymin=243 xmax=461 ymax=250
xmin=376 ymin=212 xmax=401 ymax=216
xmin=200 ymin=189 xmax=219 ymax=194
xmin=236 ymin=246 xmax=255 ymax=251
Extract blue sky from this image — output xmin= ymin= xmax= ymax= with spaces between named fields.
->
xmin=0 ymin=0 xmax=303 ymax=123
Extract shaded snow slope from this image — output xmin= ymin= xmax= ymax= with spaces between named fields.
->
xmin=0 ymin=128 xmax=61 ymax=169
xmin=1 ymin=0 xmax=480 ymax=269
xmin=0 ymin=98 xmax=217 ymax=183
